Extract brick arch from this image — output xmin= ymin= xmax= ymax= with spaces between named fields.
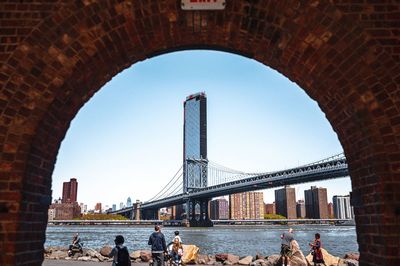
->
xmin=0 ymin=1 xmax=399 ymax=265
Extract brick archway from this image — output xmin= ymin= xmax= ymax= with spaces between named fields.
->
xmin=0 ymin=1 xmax=399 ymax=265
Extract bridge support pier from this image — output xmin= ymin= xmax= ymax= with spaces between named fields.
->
xmin=187 ymin=198 xmax=213 ymax=227
xmin=142 ymin=209 xmax=159 ymax=220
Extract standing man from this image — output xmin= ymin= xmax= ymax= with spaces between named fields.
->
xmin=148 ymin=225 xmax=167 ymax=266
xmin=280 ymin=228 xmax=294 ymax=266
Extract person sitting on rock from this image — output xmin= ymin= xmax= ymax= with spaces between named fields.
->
xmin=309 ymin=233 xmax=326 ymax=266
xmin=109 ymin=235 xmax=131 ymax=266
xmin=68 ymin=233 xmax=82 ymax=256
xmin=170 ymin=238 xmax=183 ymax=266
xmin=280 ymin=228 xmax=294 ymax=266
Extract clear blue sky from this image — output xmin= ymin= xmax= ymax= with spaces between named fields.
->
xmin=52 ymin=50 xmax=351 ymax=209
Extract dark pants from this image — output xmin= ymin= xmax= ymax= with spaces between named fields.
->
xmin=152 ymin=252 xmax=165 ymax=266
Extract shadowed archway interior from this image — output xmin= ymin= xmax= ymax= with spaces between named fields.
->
xmin=0 ymin=1 xmax=399 ymax=265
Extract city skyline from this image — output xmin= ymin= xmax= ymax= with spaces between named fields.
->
xmin=52 ymin=50 xmax=351 ymax=208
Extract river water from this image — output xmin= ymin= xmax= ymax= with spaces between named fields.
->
xmin=45 ymin=225 xmax=358 ymax=257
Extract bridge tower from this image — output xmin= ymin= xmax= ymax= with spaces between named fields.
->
xmin=183 ymin=92 xmax=212 ymax=227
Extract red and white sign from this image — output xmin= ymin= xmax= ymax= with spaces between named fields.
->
xmin=181 ymin=0 xmax=226 ymax=10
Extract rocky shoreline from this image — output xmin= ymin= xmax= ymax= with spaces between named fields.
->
xmin=45 ymin=245 xmax=360 ymax=266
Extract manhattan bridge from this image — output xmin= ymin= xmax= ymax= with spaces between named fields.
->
xmin=110 ymin=93 xmax=349 ymax=226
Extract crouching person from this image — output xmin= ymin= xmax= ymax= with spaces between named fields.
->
xmin=109 ymin=235 xmax=131 ymax=266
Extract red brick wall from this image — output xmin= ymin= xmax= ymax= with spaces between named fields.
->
xmin=0 ymin=1 xmax=399 ymax=265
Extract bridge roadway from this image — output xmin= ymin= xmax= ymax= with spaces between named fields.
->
xmin=110 ymin=155 xmax=347 ymax=215
xmin=143 ymin=156 xmax=347 ymax=209
xmin=47 ymin=219 xmax=354 ymax=226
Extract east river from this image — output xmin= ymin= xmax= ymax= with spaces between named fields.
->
xmin=45 ymin=225 xmax=358 ymax=257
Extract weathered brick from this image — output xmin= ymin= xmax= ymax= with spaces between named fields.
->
xmin=0 ymin=1 xmax=399 ymax=266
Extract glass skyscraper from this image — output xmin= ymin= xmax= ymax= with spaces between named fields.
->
xmin=183 ymin=92 xmax=208 ymax=193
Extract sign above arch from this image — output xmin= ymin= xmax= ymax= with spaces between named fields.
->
xmin=181 ymin=0 xmax=226 ymax=10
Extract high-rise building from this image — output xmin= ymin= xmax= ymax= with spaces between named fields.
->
xmin=229 ymin=192 xmax=264 ymax=219
xmin=304 ymin=186 xmax=328 ymax=219
xmin=274 ymin=186 xmax=296 ymax=219
xmin=183 ymin=92 xmax=207 ymax=192
xmin=264 ymin=202 xmax=276 ymax=215
xmin=112 ymin=204 xmax=117 ymax=212
xmin=210 ymin=198 xmax=229 ymax=220
xmin=119 ymin=202 xmax=124 ymax=210
xmin=328 ymin=202 xmax=334 ymax=218
xmin=333 ymin=195 xmax=354 ymax=219
xmin=127 ymin=197 xmax=132 ymax=207
xmin=95 ymin=203 xmax=102 ymax=213
xmin=62 ymin=178 xmax=78 ymax=203
xmin=296 ymin=200 xmax=306 ymax=218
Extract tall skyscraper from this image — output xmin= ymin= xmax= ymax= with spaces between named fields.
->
xmin=296 ymin=200 xmax=306 ymax=218
xmin=275 ymin=186 xmax=296 ymax=219
xmin=304 ymin=186 xmax=329 ymax=219
xmin=62 ymin=178 xmax=78 ymax=203
xmin=127 ymin=197 xmax=132 ymax=207
xmin=210 ymin=198 xmax=229 ymax=220
xmin=229 ymin=192 xmax=264 ymax=219
xmin=183 ymin=92 xmax=207 ymax=192
xmin=333 ymin=195 xmax=354 ymax=219
xmin=112 ymin=204 xmax=117 ymax=212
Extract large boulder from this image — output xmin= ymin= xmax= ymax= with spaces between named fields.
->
xmin=182 ymin=244 xmax=199 ymax=264
xmin=77 ymin=256 xmax=91 ymax=261
xmin=265 ymin=255 xmax=280 ymax=266
xmin=130 ymin=250 xmax=141 ymax=259
xmin=306 ymin=248 xmax=340 ymax=266
xmin=344 ymin=253 xmax=360 ymax=261
xmin=48 ymin=250 xmax=68 ymax=259
xmin=256 ymin=254 xmax=266 ymax=260
xmin=227 ymin=254 xmax=240 ymax=264
xmin=251 ymin=258 xmax=267 ymax=266
xmin=289 ymin=240 xmax=307 ymax=266
xmin=238 ymin=256 xmax=253 ymax=265
xmin=100 ymin=246 xmax=112 ymax=257
xmin=140 ymin=250 xmax=152 ymax=262
xmin=197 ymin=254 xmax=211 ymax=264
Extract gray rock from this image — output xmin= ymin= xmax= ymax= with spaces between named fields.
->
xmin=238 ymin=256 xmax=253 ymax=265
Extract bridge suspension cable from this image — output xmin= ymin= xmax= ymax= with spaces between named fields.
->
xmin=146 ymin=165 xmax=183 ymax=202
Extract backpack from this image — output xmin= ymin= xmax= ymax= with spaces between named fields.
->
xmin=116 ymin=246 xmax=130 ymax=266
